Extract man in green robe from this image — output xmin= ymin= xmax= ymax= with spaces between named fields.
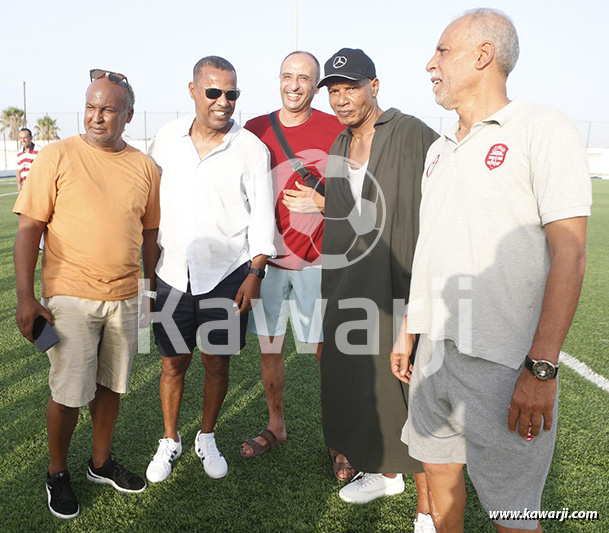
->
xmin=317 ymin=48 xmax=437 ymax=525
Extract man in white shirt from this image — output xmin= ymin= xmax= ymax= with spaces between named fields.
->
xmin=145 ymin=56 xmax=275 ymax=483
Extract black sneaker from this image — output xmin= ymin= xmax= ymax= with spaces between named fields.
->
xmin=86 ymin=457 xmax=147 ymax=493
xmin=46 ymin=470 xmax=80 ymax=519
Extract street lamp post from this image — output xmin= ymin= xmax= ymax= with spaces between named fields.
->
xmin=23 ymin=81 xmax=27 ymax=127
xmin=294 ymin=0 xmax=298 ymax=50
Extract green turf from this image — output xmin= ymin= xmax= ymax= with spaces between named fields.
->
xmin=563 ymin=180 xmax=609 ymax=376
xmin=0 ymin=180 xmax=607 ymax=532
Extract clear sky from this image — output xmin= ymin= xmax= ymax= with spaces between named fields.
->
xmin=2 ymin=0 xmax=608 ymax=144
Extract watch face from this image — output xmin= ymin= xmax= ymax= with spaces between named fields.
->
xmin=533 ymin=361 xmax=556 ymax=380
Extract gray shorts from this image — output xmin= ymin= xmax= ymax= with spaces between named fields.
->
xmin=402 ymin=335 xmax=558 ymax=531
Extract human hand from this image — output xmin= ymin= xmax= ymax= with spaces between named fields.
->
xmin=507 ymin=368 xmax=557 ymax=440
xmin=390 ymin=332 xmax=416 ymax=384
xmin=16 ymin=296 xmax=54 ymax=342
xmin=233 ymin=274 xmax=261 ymax=315
xmin=139 ymin=295 xmax=154 ymax=328
xmin=282 ymin=182 xmax=325 ymax=213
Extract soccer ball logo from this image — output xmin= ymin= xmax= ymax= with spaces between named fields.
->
xmin=273 ymin=151 xmax=386 ymax=270
xmin=320 ymin=154 xmax=386 ymax=270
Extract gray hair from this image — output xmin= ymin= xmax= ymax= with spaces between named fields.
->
xmin=461 ymin=8 xmax=520 ymax=77
xmin=280 ymin=51 xmax=321 ymax=82
xmin=193 ymin=56 xmax=236 ymax=81
xmin=122 ymin=82 xmax=135 ymax=112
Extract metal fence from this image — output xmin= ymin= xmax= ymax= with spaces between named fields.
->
xmin=7 ymin=111 xmax=609 ymax=151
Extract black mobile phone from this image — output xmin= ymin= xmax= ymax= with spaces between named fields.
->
xmin=32 ymin=315 xmax=60 ymax=352
xmin=409 ymin=334 xmax=421 ymax=366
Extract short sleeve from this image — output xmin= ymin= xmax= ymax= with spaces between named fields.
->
xmin=13 ymin=145 xmax=58 ymax=222
xmin=530 ymin=112 xmax=592 ymax=226
xmin=141 ymin=159 xmax=161 ymax=230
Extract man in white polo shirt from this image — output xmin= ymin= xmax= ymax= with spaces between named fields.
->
xmin=145 ymin=56 xmax=275 ymax=483
xmin=394 ymin=9 xmax=591 ymax=532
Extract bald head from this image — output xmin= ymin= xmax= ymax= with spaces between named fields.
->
xmin=86 ymin=76 xmax=135 ymax=113
xmin=280 ymin=51 xmax=320 ymax=83
xmin=458 ymin=8 xmax=519 ymax=78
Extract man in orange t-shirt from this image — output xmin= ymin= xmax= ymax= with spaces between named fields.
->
xmin=13 ymin=70 xmax=160 ymax=520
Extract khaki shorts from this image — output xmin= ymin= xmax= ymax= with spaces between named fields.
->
xmin=43 ymin=295 xmax=139 ymax=408
xmin=402 ymin=335 xmax=558 ymax=531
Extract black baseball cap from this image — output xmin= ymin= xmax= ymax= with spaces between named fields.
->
xmin=317 ymin=48 xmax=376 ymax=88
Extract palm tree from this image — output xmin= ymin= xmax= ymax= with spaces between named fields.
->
xmin=35 ymin=115 xmax=60 ymax=141
xmin=0 ymin=107 xmax=25 ymax=140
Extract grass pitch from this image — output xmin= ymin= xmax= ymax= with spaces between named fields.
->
xmin=0 ymin=179 xmax=607 ymax=532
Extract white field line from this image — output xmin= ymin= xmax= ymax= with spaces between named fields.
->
xmin=561 ymin=351 xmax=609 ymax=393
xmin=0 ymin=192 xmax=18 ymax=197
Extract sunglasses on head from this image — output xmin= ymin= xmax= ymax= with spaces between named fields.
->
xmin=193 ymin=82 xmax=240 ymax=101
xmin=90 ymin=69 xmax=128 ymax=85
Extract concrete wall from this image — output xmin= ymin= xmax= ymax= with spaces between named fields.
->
xmin=587 ymin=148 xmax=609 ymax=178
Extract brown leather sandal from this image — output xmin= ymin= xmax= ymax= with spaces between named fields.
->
xmin=241 ymin=428 xmax=280 ymax=458
xmin=329 ymin=448 xmax=357 ymax=482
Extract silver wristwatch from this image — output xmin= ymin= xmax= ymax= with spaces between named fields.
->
xmin=524 ymin=355 xmax=559 ymax=381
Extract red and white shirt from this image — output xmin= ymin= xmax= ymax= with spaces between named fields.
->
xmin=17 ymin=143 xmax=40 ymax=183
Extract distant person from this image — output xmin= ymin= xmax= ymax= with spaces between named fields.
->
xmin=145 ymin=56 xmax=275 ymax=483
xmin=241 ymin=51 xmax=344 ymax=459
xmin=16 ymin=127 xmax=40 ymax=193
xmin=399 ymin=9 xmax=591 ymax=532
xmin=319 ymin=48 xmax=438 ymax=532
xmin=14 ymin=69 xmax=160 ymax=519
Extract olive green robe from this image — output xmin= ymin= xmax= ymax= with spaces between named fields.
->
xmin=321 ymin=108 xmax=438 ymax=473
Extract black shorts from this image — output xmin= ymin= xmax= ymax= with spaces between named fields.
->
xmin=153 ymin=264 xmax=249 ymax=357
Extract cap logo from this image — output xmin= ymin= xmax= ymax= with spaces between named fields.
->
xmin=333 ymin=56 xmax=347 ymax=69
xmin=485 ymin=143 xmax=509 ymax=170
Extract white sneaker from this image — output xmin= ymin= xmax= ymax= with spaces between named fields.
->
xmin=146 ymin=433 xmax=182 ymax=483
xmin=414 ymin=512 xmax=436 ymax=533
xmin=339 ymin=473 xmax=405 ymax=504
xmin=195 ymin=431 xmax=228 ymax=479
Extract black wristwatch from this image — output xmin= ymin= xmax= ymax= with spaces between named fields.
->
xmin=524 ymin=355 xmax=559 ymax=381
xmin=248 ymin=267 xmax=265 ymax=280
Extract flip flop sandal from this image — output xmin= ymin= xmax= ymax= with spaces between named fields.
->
xmin=329 ymin=448 xmax=357 ymax=482
xmin=241 ymin=428 xmax=279 ymax=458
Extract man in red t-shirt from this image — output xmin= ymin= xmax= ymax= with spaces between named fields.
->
xmin=242 ymin=51 xmax=344 ymax=458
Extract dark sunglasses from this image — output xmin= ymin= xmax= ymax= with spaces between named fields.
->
xmin=90 ymin=69 xmax=128 ymax=85
xmin=193 ymin=82 xmax=240 ymax=101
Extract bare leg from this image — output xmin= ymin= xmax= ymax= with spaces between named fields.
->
xmin=315 ymin=342 xmax=323 ymax=370
xmin=47 ymin=397 xmax=79 ymax=475
xmin=414 ymin=472 xmax=432 ymax=515
xmin=424 ymin=462 xmax=466 ymax=533
xmin=261 ymin=335 xmax=287 ymax=440
xmin=242 ymin=338 xmax=324 ymax=456
xmin=89 ymin=385 xmax=120 ymax=468
xmin=200 ymin=351 xmax=230 ymax=433
xmin=242 ymin=335 xmax=287 ymax=456
xmin=159 ymin=353 xmax=192 ymax=440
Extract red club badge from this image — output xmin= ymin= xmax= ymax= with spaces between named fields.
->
xmin=426 ymin=154 xmax=440 ymax=177
xmin=485 ymin=144 xmax=508 ymax=170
